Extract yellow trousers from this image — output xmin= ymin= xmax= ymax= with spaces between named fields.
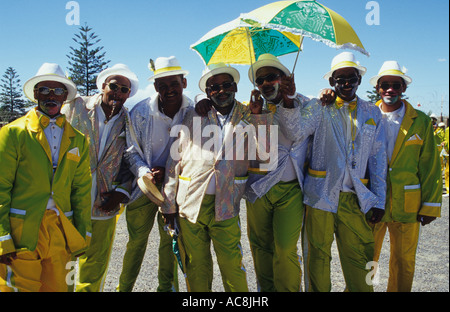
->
xmin=76 ymin=216 xmax=117 ymax=292
xmin=304 ymin=193 xmax=374 ymax=292
xmin=0 ymin=210 xmax=72 ymax=292
xmin=372 ymin=221 xmax=420 ymax=292
xmin=445 ymin=156 xmax=449 ymax=193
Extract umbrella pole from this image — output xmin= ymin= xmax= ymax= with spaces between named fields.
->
xmin=245 ymin=27 xmax=256 ymax=90
xmin=291 ymin=36 xmax=304 ymax=77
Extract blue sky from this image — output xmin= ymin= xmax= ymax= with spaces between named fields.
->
xmin=1 ymin=0 xmax=448 ymax=117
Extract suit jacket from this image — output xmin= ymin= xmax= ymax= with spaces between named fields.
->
xmin=0 ymin=108 xmax=91 ymax=256
xmin=378 ymin=100 xmax=442 ymax=223
xmin=161 ymin=101 xmax=271 ymax=223
xmin=299 ymin=97 xmax=388 ymax=214
xmin=62 ymin=94 xmax=129 ymax=218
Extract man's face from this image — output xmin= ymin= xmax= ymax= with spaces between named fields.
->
xmin=376 ymin=75 xmax=406 ymax=106
xmin=101 ymin=75 xmax=131 ymax=109
xmin=255 ymin=67 xmax=283 ymax=102
xmin=34 ymin=80 xmax=68 ymax=117
xmin=154 ymin=75 xmax=187 ymax=107
xmin=206 ymin=73 xmax=237 ymax=109
xmin=330 ymin=67 xmax=361 ymax=101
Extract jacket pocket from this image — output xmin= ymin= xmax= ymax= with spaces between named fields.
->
xmin=404 ymin=184 xmax=421 ymax=213
xmin=176 ymin=175 xmax=191 ymax=204
xmin=9 ymin=208 xmax=26 ymax=245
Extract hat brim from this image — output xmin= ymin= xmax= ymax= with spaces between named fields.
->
xmin=148 ymin=70 xmax=189 ymax=82
xmin=23 ymin=75 xmax=78 ymax=103
xmin=96 ymin=67 xmax=139 ymax=97
xmin=323 ymin=65 xmax=367 ymax=80
xmin=137 ymin=175 xmax=164 ymax=207
xmin=199 ymin=67 xmax=240 ymax=93
xmin=369 ymin=74 xmax=412 ymax=86
xmin=248 ymin=60 xmax=291 ymax=83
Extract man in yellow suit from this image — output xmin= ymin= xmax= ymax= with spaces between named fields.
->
xmin=369 ymin=61 xmax=442 ymax=292
xmin=0 ymin=63 xmax=92 ymax=292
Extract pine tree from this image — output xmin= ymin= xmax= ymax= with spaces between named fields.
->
xmin=67 ymin=23 xmax=110 ymax=96
xmin=366 ymin=87 xmax=381 ymax=104
xmin=0 ymin=67 xmax=33 ymax=120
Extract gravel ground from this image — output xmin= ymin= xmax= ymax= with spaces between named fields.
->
xmin=102 ymin=194 xmax=449 ymax=293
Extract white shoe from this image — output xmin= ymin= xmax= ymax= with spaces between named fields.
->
xmin=443 ymin=193 xmax=449 ymax=197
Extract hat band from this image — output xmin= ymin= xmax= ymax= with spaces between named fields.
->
xmin=331 ymin=61 xmax=358 ymax=70
xmin=153 ymin=66 xmax=183 ymax=75
xmin=378 ymin=69 xmax=405 ymax=76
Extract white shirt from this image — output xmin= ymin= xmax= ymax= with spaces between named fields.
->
xmin=380 ymin=102 xmax=405 ymax=161
xmin=338 ymin=102 xmax=356 ymax=193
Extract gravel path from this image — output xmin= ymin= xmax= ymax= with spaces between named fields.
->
xmin=103 ymin=196 xmax=449 ymax=293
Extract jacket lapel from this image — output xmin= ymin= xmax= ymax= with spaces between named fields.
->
xmin=27 ymin=109 xmax=52 ymax=164
xmin=390 ymin=101 xmax=417 ymax=165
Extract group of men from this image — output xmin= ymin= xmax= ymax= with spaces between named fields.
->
xmin=0 ymin=50 xmax=443 ymax=292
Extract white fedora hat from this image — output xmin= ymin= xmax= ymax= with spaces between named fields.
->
xmin=23 ymin=63 xmax=77 ymax=103
xmin=248 ymin=53 xmax=290 ymax=84
xmin=148 ymin=56 xmax=189 ymax=82
xmin=96 ymin=64 xmax=139 ymax=97
xmin=199 ymin=62 xmax=240 ymax=93
xmin=370 ymin=60 xmax=412 ymax=86
xmin=323 ymin=51 xmax=367 ymax=80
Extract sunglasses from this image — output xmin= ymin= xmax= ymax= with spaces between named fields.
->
xmin=207 ymin=82 xmax=234 ymax=92
xmin=255 ymin=73 xmax=280 ymax=86
xmin=34 ymin=86 xmax=67 ymax=96
xmin=334 ymin=76 xmax=359 ymax=85
xmin=108 ymin=82 xmax=131 ymax=94
xmin=379 ymin=82 xmax=403 ymax=91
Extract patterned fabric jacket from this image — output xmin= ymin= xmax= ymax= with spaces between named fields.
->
xmin=289 ymin=97 xmax=388 ymax=214
xmin=62 ymin=94 xmax=129 ymax=218
xmin=161 ymin=101 xmax=272 ymax=223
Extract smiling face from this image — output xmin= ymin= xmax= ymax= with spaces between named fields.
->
xmin=154 ymin=74 xmax=187 ymax=108
xmin=329 ymin=67 xmax=361 ymax=102
xmin=34 ymin=80 xmax=68 ymax=117
xmin=205 ymin=73 xmax=237 ymax=112
xmin=255 ymin=67 xmax=284 ymax=102
xmin=376 ymin=75 xmax=406 ymax=111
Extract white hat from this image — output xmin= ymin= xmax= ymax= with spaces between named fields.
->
xmin=323 ymin=51 xmax=367 ymax=80
xmin=148 ymin=56 xmax=189 ymax=82
xmin=199 ymin=63 xmax=240 ymax=93
xmin=248 ymin=53 xmax=290 ymax=84
xmin=23 ymin=63 xmax=77 ymax=103
xmin=370 ymin=61 xmax=412 ymax=86
xmin=96 ymin=64 xmax=139 ymax=97
xmin=430 ymin=114 xmax=438 ymax=119
xmin=438 ymin=122 xmax=445 ymax=127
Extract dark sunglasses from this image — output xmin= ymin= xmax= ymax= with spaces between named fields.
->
xmin=108 ymin=82 xmax=131 ymax=94
xmin=334 ymin=76 xmax=359 ymax=85
xmin=34 ymin=86 xmax=67 ymax=96
xmin=207 ymin=82 xmax=234 ymax=92
xmin=255 ymin=73 xmax=280 ymax=86
xmin=379 ymin=82 xmax=403 ymax=91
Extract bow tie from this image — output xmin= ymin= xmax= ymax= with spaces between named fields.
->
xmin=335 ymin=97 xmax=357 ymax=112
xmin=40 ymin=114 xmax=65 ymax=129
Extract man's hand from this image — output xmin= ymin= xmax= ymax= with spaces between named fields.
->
xmin=163 ymin=213 xmax=177 ymax=230
xmin=99 ymin=191 xmax=127 ymax=215
xmin=319 ymin=88 xmax=336 ymax=106
xmin=280 ymin=75 xmax=296 ymax=108
xmin=249 ymin=89 xmax=263 ymax=114
xmin=195 ymin=98 xmax=212 ymax=117
xmin=368 ymin=208 xmax=385 ymax=224
xmin=417 ymin=215 xmax=436 ymax=226
xmin=0 ymin=252 xmax=17 ymax=265
xmin=151 ymin=166 xmax=165 ymax=184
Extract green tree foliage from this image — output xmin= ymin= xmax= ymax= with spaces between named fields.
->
xmin=67 ymin=23 xmax=110 ymax=96
xmin=0 ymin=67 xmax=33 ymax=122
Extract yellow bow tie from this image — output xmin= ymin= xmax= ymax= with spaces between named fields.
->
xmin=267 ymin=103 xmax=277 ymax=114
xmin=40 ymin=114 xmax=65 ymax=129
xmin=335 ymin=97 xmax=357 ymax=112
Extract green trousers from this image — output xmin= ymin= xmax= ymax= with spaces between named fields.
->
xmin=77 ymin=217 xmax=117 ymax=292
xmin=246 ymin=180 xmax=304 ymax=292
xmin=179 ymin=194 xmax=248 ymax=292
xmin=304 ymin=192 xmax=375 ymax=292
xmin=117 ymin=195 xmax=178 ymax=292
